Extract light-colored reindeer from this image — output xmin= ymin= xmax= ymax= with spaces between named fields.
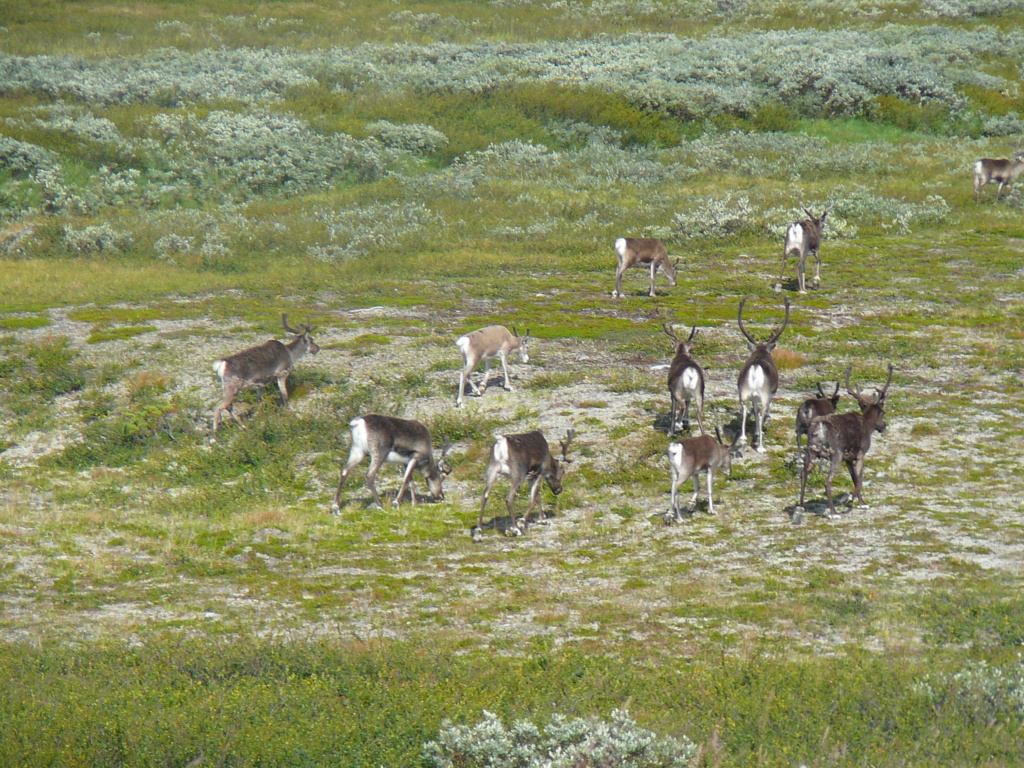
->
xmin=455 ymin=325 xmax=530 ymax=407
xmin=973 ymin=155 xmax=1024 ymax=200
xmin=332 ymin=414 xmax=451 ymax=513
xmin=776 ymin=205 xmax=833 ymax=294
xmin=663 ymin=322 xmax=706 ymax=436
xmin=667 ymin=427 xmax=743 ymax=520
xmin=211 ymin=314 xmax=319 ymax=432
xmin=611 ymin=238 xmax=679 ymax=298
xmin=476 ymin=428 xmax=575 ymax=536
xmin=736 ymin=298 xmax=790 ymax=454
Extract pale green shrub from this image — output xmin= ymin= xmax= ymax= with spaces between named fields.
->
xmin=366 ymin=119 xmax=449 ymax=153
xmin=916 ymin=656 xmax=1024 ymax=722
xmin=423 ymin=709 xmax=697 ymax=768
xmin=62 ymin=223 xmax=134 ymax=255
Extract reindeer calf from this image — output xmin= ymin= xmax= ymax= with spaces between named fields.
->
xmin=668 ymin=427 xmax=743 ymax=520
xmin=974 ymin=156 xmax=1024 ymax=200
xmin=664 ymin=323 xmax=706 ymax=436
xmin=455 ymin=325 xmax=530 ymax=407
xmin=794 ymin=381 xmax=841 ymax=451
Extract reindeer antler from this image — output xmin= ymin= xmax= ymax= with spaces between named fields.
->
xmin=662 ymin=323 xmax=680 ymax=344
xmin=876 ymin=363 xmax=894 ymax=401
xmin=559 ymin=428 xmax=576 ymax=463
xmin=765 ymin=298 xmax=790 ymax=346
xmin=281 ymin=313 xmax=298 ymax=334
xmin=737 ymin=298 xmax=755 ymax=345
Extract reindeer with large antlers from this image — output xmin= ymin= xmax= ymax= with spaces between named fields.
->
xmin=211 ymin=314 xmax=319 ymax=432
xmin=797 ymin=364 xmax=893 ymax=520
xmin=795 ymin=381 xmax=841 ymax=451
xmin=476 ymin=428 xmax=575 ymax=536
xmin=736 ymin=298 xmax=790 ymax=453
xmin=612 ymin=238 xmax=679 ymax=298
xmin=663 ymin=323 xmax=706 ymax=436
xmin=332 ymin=415 xmax=451 ymax=513
xmin=777 ymin=205 xmax=833 ymax=294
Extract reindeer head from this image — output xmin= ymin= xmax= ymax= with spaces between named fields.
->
xmin=803 ymin=204 xmax=835 ymax=235
xmin=512 ymin=327 xmax=531 ymax=364
xmin=816 ymin=380 xmax=841 ymax=409
xmin=427 ymin=442 xmax=453 ymax=501
xmin=663 ymin=322 xmax=697 ymax=356
xmin=662 ymin=257 xmax=681 ymax=286
xmin=546 ymin=428 xmax=576 ymax=495
xmin=715 ymin=426 xmax=744 ymax=476
xmin=845 ymin=363 xmax=894 ymax=434
xmin=282 ymin=314 xmax=320 ymax=356
xmin=738 ymin=297 xmax=790 ymax=354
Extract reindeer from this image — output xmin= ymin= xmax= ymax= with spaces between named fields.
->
xmin=455 ymin=325 xmax=530 ymax=407
xmin=777 ymin=205 xmax=833 ymax=294
xmin=798 ymin=364 xmax=893 ymax=519
xmin=668 ymin=427 xmax=743 ymax=520
xmin=795 ymin=381 xmax=841 ymax=451
xmin=211 ymin=314 xmax=319 ymax=432
xmin=736 ymin=297 xmax=790 ymax=454
xmin=973 ymin=155 xmax=1024 ymax=200
xmin=476 ymin=429 xmax=575 ymax=536
xmin=332 ymin=415 xmax=451 ymax=513
xmin=611 ymin=238 xmax=679 ymax=298
xmin=663 ymin=323 xmax=706 ymax=436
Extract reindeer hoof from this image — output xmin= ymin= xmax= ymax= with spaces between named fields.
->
xmin=756 ymin=445 xmax=767 ymax=454
xmin=791 ymin=506 xmax=804 ymax=525
xmin=773 ymin=283 xmax=782 ymax=293
xmin=330 ymin=503 xmax=341 ymax=515
xmin=470 ymin=526 xmax=483 ymax=542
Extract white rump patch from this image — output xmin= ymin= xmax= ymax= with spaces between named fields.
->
xmin=667 ymin=442 xmax=684 ymax=468
xmin=785 ymin=223 xmax=804 ymax=254
xmin=212 ymin=359 xmax=227 ymax=379
xmin=456 ymin=335 xmax=471 ymax=357
xmin=349 ymin=417 xmax=369 ymax=451
xmin=614 ymin=237 xmax=628 ymax=259
xmin=743 ymin=365 xmax=767 ymax=397
xmin=681 ymin=367 xmax=701 ymax=392
xmin=493 ymin=436 xmax=512 ymax=475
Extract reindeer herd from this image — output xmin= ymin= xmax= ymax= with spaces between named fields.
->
xmin=207 ymin=152 xmax=1024 ymax=536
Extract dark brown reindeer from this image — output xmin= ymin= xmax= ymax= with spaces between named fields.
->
xmin=663 ymin=322 xmax=706 ymax=436
xmin=476 ymin=428 xmax=576 ymax=536
xmin=795 ymin=381 xmax=841 ymax=451
xmin=973 ymin=155 xmax=1024 ymax=200
xmin=211 ymin=314 xmax=319 ymax=432
xmin=777 ymin=205 xmax=833 ymax=294
xmin=612 ymin=238 xmax=679 ymax=298
xmin=332 ymin=415 xmax=451 ymax=513
xmin=667 ymin=427 xmax=743 ymax=520
xmin=736 ymin=298 xmax=790 ymax=454
xmin=797 ymin=364 xmax=893 ymax=520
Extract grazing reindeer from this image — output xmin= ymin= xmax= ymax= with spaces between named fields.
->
xmin=736 ymin=297 xmax=790 ymax=454
xmin=798 ymin=364 xmax=893 ymax=519
xmin=211 ymin=314 xmax=319 ymax=432
xmin=667 ymin=427 xmax=743 ymax=520
xmin=332 ymin=415 xmax=451 ymax=513
xmin=795 ymin=381 xmax=841 ymax=451
xmin=663 ymin=323 xmax=706 ymax=436
xmin=455 ymin=325 xmax=530 ymax=408
xmin=973 ymin=155 xmax=1024 ymax=200
xmin=612 ymin=237 xmax=679 ymax=298
xmin=777 ymin=205 xmax=833 ymax=294
xmin=477 ymin=428 xmax=576 ymax=535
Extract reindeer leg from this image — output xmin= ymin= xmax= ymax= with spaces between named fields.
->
xmin=479 ymin=464 xmax=501 ymax=528
xmin=738 ymin=401 xmax=749 ymax=444
xmin=480 ymin=358 xmax=492 ymax=394
xmin=797 ymin=251 xmax=808 ymax=294
xmin=649 ymin=262 xmax=658 ymax=297
xmin=695 ymin=396 xmax=706 ymax=436
xmin=691 ymin=473 xmax=700 ymax=512
xmin=848 ymin=457 xmax=865 ymax=507
xmin=499 ymin=351 xmax=514 ymax=392
xmin=526 ymin=474 xmax=545 ymax=526
xmin=333 ymin=444 xmax=369 ymax=514
xmin=276 ymin=373 xmax=290 ymax=406
xmin=670 ymin=467 xmax=682 ymax=522
xmin=681 ymin=398 xmax=690 ymax=432
xmin=812 ymin=248 xmax=822 ymax=288
xmin=505 ymin=477 xmax=525 ymax=535
xmin=613 ymin=263 xmax=626 ymax=298
xmin=823 ymin=457 xmax=841 ymax=518
xmin=776 ymin=250 xmax=791 ymax=291
xmin=754 ymin=400 xmax=767 ymax=454
xmin=394 ymin=457 xmax=418 ymax=508
xmin=706 ymin=468 xmax=715 ymax=515
xmin=364 ymin=455 xmax=387 ymax=510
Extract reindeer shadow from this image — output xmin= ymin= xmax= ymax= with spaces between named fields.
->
xmin=471 ymin=509 xmax=554 ymax=539
xmin=344 ymin=489 xmax=445 ymax=510
xmin=459 ymin=373 xmax=518 ymax=399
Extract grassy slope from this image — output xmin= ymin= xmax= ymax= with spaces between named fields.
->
xmin=2 ymin=1 xmax=1024 ymax=766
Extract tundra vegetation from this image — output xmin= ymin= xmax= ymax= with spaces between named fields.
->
xmin=2 ymin=0 xmax=1024 ymax=765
